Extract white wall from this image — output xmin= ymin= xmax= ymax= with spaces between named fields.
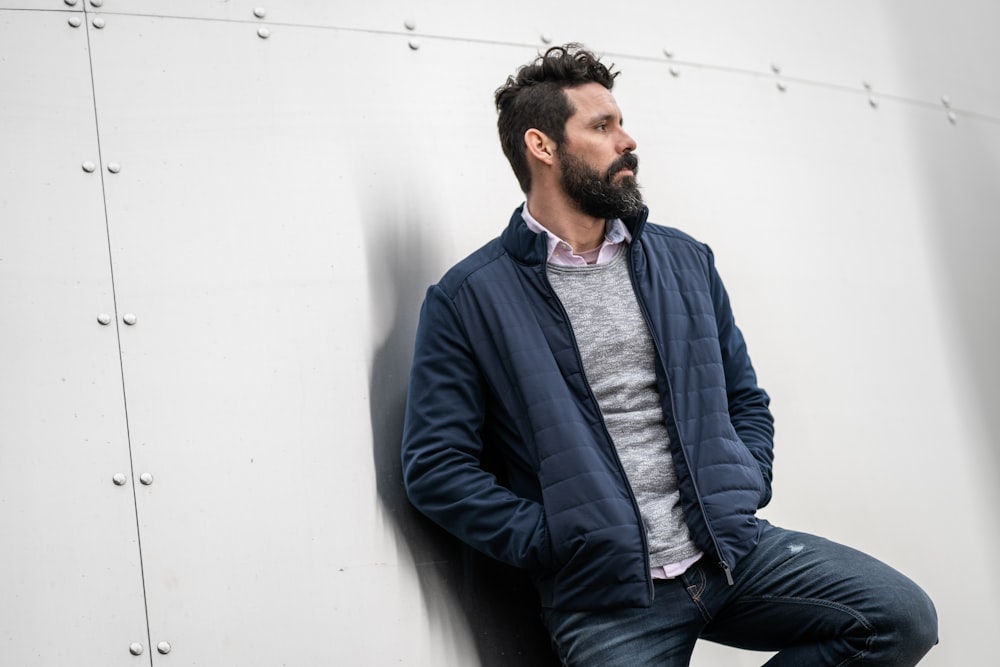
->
xmin=1 ymin=1 xmax=996 ymax=665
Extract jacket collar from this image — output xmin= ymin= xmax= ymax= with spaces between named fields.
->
xmin=501 ymin=204 xmax=650 ymax=265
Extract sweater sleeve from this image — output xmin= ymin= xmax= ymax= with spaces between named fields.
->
xmin=400 ymin=284 xmax=552 ymax=569
xmin=706 ymin=247 xmax=776 ymax=508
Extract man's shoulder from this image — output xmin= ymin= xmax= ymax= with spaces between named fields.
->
xmin=433 ymin=236 xmax=510 ymax=298
xmin=640 ymin=221 xmax=711 ymax=256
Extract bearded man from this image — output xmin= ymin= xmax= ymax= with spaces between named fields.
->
xmin=401 ymin=43 xmax=937 ymax=666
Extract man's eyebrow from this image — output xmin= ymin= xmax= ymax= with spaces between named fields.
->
xmin=590 ymin=112 xmax=623 ymax=125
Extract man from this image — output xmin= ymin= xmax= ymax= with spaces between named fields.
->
xmin=401 ymin=44 xmax=937 ymax=666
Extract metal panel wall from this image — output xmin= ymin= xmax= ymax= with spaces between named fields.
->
xmin=2 ymin=1 xmax=998 ymax=665
xmin=0 ymin=7 xmax=150 ymax=666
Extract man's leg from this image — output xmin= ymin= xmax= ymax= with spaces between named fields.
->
xmin=693 ymin=523 xmax=938 ymax=665
xmin=541 ymin=578 xmax=706 ymax=667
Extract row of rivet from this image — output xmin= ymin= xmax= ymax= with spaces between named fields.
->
xmin=64 ymin=0 xmax=102 ymax=5
xmin=254 ymin=7 xmax=270 ymax=39
xmin=128 ymin=641 xmax=171 ymax=655
xmin=97 ymin=312 xmax=136 ymax=325
xmin=67 ymin=16 xmax=104 ymax=29
xmin=66 ymin=11 xmax=965 ymax=123
xmin=82 ymin=160 xmax=120 ymax=173
xmin=659 ymin=49 xmax=959 ymax=122
xmin=112 ymin=472 xmax=153 ymax=486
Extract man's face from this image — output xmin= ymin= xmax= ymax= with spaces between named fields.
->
xmin=558 ymin=83 xmax=643 ymax=219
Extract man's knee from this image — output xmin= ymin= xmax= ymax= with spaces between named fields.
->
xmin=882 ymin=579 xmax=938 ymax=664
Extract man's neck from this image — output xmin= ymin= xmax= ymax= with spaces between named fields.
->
xmin=525 ymin=193 xmax=605 ymax=253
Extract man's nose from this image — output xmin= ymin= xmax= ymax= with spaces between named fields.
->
xmin=620 ymin=129 xmax=637 ymax=153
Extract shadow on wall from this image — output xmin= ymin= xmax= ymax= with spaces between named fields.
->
xmin=363 ymin=196 xmax=557 ymax=666
xmin=917 ymin=123 xmax=1000 ymax=487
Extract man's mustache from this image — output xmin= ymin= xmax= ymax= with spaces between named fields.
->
xmin=607 ymin=153 xmax=639 ymax=178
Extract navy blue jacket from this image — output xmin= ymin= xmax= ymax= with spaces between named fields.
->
xmin=401 ymin=206 xmax=774 ymax=611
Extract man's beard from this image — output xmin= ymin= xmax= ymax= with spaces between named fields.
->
xmin=558 ymin=149 xmax=644 ymax=220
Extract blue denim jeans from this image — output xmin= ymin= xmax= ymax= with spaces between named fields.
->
xmin=541 ymin=523 xmax=937 ymax=666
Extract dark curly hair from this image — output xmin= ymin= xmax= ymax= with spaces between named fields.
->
xmin=495 ymin=43 xmax=619 ymax=193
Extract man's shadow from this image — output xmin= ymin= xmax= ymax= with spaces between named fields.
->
xmin=364 ymin=201 xmax=557 ymax=666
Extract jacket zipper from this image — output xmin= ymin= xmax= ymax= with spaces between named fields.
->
xmin=537 ymin=262 xmax=656 ymax=602
xmin=626 ymin=236 xmax=735 ymax=587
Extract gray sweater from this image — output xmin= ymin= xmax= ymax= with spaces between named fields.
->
xmin=548 ymin=252 xmax=700 ymax=568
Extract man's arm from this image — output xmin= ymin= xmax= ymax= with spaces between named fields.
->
xmin=706 ymin=247 xmax=776 ymax=507
xmin=401 ymin=284 xmax=552 ymax=569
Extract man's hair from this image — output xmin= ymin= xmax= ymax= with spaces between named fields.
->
xmin=495 ymin=43 xmax=619 ymax=193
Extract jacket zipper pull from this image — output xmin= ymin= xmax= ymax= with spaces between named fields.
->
xmin=719 ymin=561 xmax=734 ymax=586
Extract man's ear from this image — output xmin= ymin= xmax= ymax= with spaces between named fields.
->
xmin=524 ymin=128 xmax=557 ymax=165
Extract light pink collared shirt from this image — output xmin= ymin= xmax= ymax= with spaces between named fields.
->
xmin=520 ymin=205 xmax=630 ymax=266
xmin=521 ymin=203 xmax=704 ymax=580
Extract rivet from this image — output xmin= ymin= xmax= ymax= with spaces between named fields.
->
xmin=771 ymin=63 xmax=781 ymax=74
xmin=82 ymin=161 xmax=96 ymax=173
xmin=403 ymin=18 xmax=416 ymax=31
xmin=68 ymin=16 xmax=82 ymax=28
xmin=669 ymin=65 xmax=680 ymax=77
xmin=662 ymin=48 xmax=674 ymax=59
xmin=941 ymin=95 xmax=951 ymax=108
xmin=122 ymin=313 xmax=137 ymax=325
xmin=947 ymin=111 xmax=957 ymax=125
xmin=92 ymin=17 xmax=105 ymax=29
xmin=113 ymin=473 xmax=127 ymax=486
xmin=408 ymin=39 xmax=420 ymax=50
xmin=89 ymin=0 xmax=103 ymax=7
xmin=107 ymin=162 xmax=121 ymax=173
xmin=257 ymin=27 xmax=270 ymax=39
xmin=540 ymin=32 xmax=552 ymax=44
xmin=862 ymin=80 xmax=872 ymax=91
xmin=129 ymin=643 xmax=144 ymax=656
xmin=64 ymin=0 xmax=77 ymax=5
xmin=253 ymin=7 xmax=266 ymax=19
xmin=776 ymin=81 xmax=787 ymax=92
xmin=139 ymin=472 xmax=153 ymax=485
xmin=157 ymin=641 xmax=171 ymax=655
xmin=97 ymin=313 xmax=112 ymax=325
xmin=868 ymin=97 xmax=878 ymax=109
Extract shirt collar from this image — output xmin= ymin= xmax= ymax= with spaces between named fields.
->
xmin=520 ymin=204 xmax=632 ymax=266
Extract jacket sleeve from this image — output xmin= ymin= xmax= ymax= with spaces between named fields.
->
xmin=400 ymin=284 xmax=551 ymax=569
xmin=706 ymin=247 xmax=776 ymax=507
